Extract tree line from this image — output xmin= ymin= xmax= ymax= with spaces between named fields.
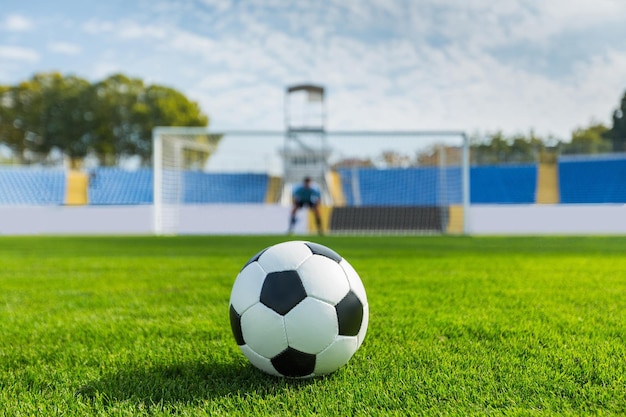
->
xmin=1 ymin=72 xmax=625 ymax=167
xmin=0 ymin=72 xmax=208 ymax=167
xmin=468 ymin=91 xmax=625 ymax=165
xmin=360 ymin=92 xmax=626 ymax=168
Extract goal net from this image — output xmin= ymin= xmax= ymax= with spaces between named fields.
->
xmin=324 ymin=131 xmax=469 ymax=234
xmin=152 ymin=127 xmax=469 ymax=235
xmin=152 ymin=127 xmax=221 ymax=235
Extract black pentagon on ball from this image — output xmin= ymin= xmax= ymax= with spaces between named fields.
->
xmin=304 ymin=242 xmax=342 ymax=263
xmin=336 ymin=290 xmax=364 ymax=336
xmin=271 ymin=347 xmax=316 ymax=377
xmin=260 ymin=270 xmax=307 ymax=315
xmin=229 ymin=304 xmax=245 ymax=346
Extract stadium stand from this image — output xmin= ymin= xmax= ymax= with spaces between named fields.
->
xmin=86 ymin=169 xmax=269 ymax=205
xmin=330 ymin=167 xmax=464 ymax=232
xmin=337 ymin=165 xmax=537 ymax=205
xmin=88 ymin=168 xmax=153 ymax=205
xmin=183 ymin=172 xmax=268 ymax=203
xmin=4 ymin=158 xmax=626 ymax=207
xmin=470 ymin=164 xmax=537 ymax=204
xmin=337 ymin=167 xmax=464 ymax=206
xmin=0 ymin=168 xmax=65 ymax=205
xmin=0 ymin=165 xmax=534 ymax=206
xmin=558 ymin=154 xmax=626 ymax=203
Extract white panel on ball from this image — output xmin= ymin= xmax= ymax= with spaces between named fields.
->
xmin=340 ymin=259 xmax=368 ymax=304
xmin=230 ymin=262 xmax=267 ymax=313
xmin=314 ymin=336 xmax=358 ymax=375
xmin=241 ymin=303 xmax=288 ymax=358
xmin=240 ymin=345 xmax=281 ymax=377
xmin=297 ymin=256 xmax=350 ymax=304
xmin=356 ymin=304 xmax=369 ymax=349
xmin=258 ymin=241 xmax=312 ymax=272
xmin=284 ymin=298 xmax=338 ymax=354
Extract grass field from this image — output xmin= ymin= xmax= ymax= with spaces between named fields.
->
xmin=1 ymin=235 xmax=625 ymax=416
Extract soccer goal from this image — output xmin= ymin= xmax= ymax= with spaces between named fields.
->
xmin=152 ymin=127 xmax=470 ymax=235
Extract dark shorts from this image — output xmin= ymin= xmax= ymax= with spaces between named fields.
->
xmin=294 ymin=199 xmax=318 ymax=208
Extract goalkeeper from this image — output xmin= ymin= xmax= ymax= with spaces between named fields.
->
xmin=289 ymin=177 xmax=323 ymax=235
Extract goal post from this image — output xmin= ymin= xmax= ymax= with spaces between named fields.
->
xmin=153 ymin=126 xmax=221 ymax=235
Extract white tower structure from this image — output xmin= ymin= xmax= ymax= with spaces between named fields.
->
xmin=281 ymin=84 xmax=332 ymax=204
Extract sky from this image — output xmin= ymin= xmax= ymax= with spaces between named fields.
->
xmin=2 ymin=0 xmax=626 ymax=140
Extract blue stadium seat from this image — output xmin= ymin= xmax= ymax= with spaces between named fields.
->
xmin=337 ymin=167 xmax=463 ymax=206
xmin=183 ymin=172 xmax=268 ymax=203
xmin=559 ymin=155 xmax=626 ymax=203
xmin=470 ymin=164 xmax=537 ymax=204
xmin=338 ymin=164 xmax=536 ymax=206
xmin=0 ymin=168 xmax=65 ymax=205
xmin=88 ymin=169 xmax=268 ymax=205
xmin=0 ymin=164 xmax=552 ymax=207
xmin=88 ymin=168 xmax=153 ymax=205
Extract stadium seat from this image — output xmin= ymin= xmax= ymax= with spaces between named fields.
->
xmin=88 ymin=168 xmax=153 ymax=205
xmin=183 ymin=172 xmax=269 ymax=203
xmin=0 ymin=168 xmax=65 ymax=205
xmin=337 ymin=167 xmax=463 ymax=206
xmin=470 ymin=164 xmax=537 ymax=204
xmin=559 ymin=155 xmax=626 ymax=203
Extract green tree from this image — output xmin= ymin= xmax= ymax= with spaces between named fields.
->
xmin=560 ymin=123 xmax=611 ymax=155
xmin=0 ymin=73 xmax=97 ymax=165
xmin=471 ymin=131 xmax=544 ymax=165
xmin=607 ymin=91 xmax=626 ymax=152
xmin=90 ymin=74 xmax=208 ymax=166
xmin=0 ymin=84 xmax=23 ymax=162
xmin=509 ymin=131 xmax=545 ymax=163
xmin=0 ymin=72 xmax=209 ymax=166
xmin=0 ymin=77 xmax=47 ymax=164
xmin=33 ymin=73 xmax=95 ymax=163
xmin=89 ymin=74 xmax=148 ymax=165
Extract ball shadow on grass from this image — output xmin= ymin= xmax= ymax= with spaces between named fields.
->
xmin=75 ymin=359 xmax=322 ymax=408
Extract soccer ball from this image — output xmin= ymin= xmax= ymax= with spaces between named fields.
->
xmin=229 ymin=241 xmax=369 ymax=378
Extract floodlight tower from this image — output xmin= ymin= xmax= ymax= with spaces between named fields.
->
xmin=281 ymin=84 xmax=332 ymax=204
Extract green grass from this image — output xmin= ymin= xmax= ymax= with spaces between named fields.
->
xmin=1 ymin=235 xmax=625 ymax=416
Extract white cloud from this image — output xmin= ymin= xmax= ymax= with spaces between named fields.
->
xmin=197 ymin=71 xmax=257 ymax=91
xmin=3 ymin=0 xmax=626 ymax=140
xmin=2 ymin=14 xmax=33 ymax=32
xmin=0 ymin=45 xmax=39 ymax=62
xmin=178 ymin=3 xmax=618 ymax=137
xmin=48 ymin=42 xmax=81 ymax=55
xmin=89 ymin=51 xmax=125 ymax=80
xmin=167 ymin=30 xmax=216 ymax=54
xmin=199 ymin=82 xmax=284 ymax=129
xmin=541 ymin=0 xmax=626 ymax=26
xmin=82 ymin=19 xmax=114 ymax=34
xmin=83 ymin=18 xmax=169 ymax=41
xmin=115 ymin=20 xmax=168 ymax=41
xmin=198 ymin=0 xmax=233 ymax=13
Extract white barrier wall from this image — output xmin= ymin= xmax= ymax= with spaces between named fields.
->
xmin=469 ymin=204 xmax=626 ymax=235
xmin=0 ymin=206 xmax=152 ymax=235
xmin=1 ymin=204 xmax=625 ymax=235
xmin=0 ymin=205 xmax=299 ymax=235
xmin=176 ymin=204 xmax=300 ymax=235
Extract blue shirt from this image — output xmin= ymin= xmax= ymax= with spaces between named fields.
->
xmin=292 ymin=184 xmax=321 ymax=204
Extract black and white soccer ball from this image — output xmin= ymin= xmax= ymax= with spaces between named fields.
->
xmin=229 ymin=241 xmax=368 ymax=378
